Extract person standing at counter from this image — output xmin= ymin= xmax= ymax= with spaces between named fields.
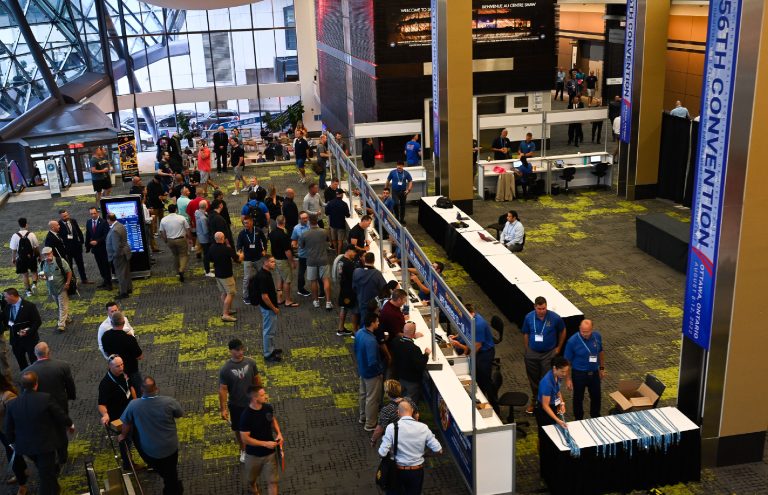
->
xmin=537 ymin=356 xmax=570 ymax=430
xmin=555 ymin=67 xmax=566 ymax=101
xmin=491 ymin=129 xmax=512 ymax=160
xmin=564 ymin=319 xmax=605 ymax=420
xmin=362 ymin=137 xmax=376 ymax=169
xmin=521 ymin=296 xmax=566 ymax=415
xmin=355 ymin=313 xmax=385 ymax=432
xmin=448 ymin=304 xmax=497 ymax=410
xmin=390 ymin=322 xmax=430 ymax=402
xmin=568 ymin=95 xmax=585 ymax=147
xmin=385 ymin=162 xmax=413 ymax=225
xmin=518 ymin=133 xmax=536 ymax=159
xmin=404 ymin=134 xmax=421 ymax=166
xmin=501 ymin=210 xmax=525 ymax=253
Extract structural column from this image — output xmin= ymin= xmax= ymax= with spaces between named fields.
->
xmin=678 ymin=0 xmax=768 ymax=467
xmin=431 ymin=0 xmax=473 ymax=212
xmin=619 ymin=0 xmax=670 ymax=199
xmin=294 ymin=0 xmax=321 ymax=132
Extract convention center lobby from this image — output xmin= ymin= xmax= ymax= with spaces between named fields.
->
xmin=0 ymin=0 xmax=765 ymax=494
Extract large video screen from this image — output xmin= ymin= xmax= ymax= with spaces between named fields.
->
xmin=104 ymin=200 xmax=145 ymax=253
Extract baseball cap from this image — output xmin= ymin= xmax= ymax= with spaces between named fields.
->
xmin=41 ymin=247 xmax=53 ymax=255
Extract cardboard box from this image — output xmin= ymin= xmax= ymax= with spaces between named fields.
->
xmin=439 ymin=342 xmax=455 ymax=357
xmin=476 ymin=402 xmax=494 ymax=418
xmin=609 ymin=379 xmax=659 ymax=412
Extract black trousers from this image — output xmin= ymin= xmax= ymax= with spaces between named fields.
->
xmin=0 ymin=431 xmax=28 ymax=485
xmin=393 ymin=191 xmax=407 ymax=223
xmin=28 ymin=451 xmax=60 ymax=495
xmin=67 ymin=247 xmax=88 ymax=281
xmin=571 ymin=369 xmax=601 ymax=420
xmin=12 ymin=339 xmax=37 ymax=370
xmin=386 ymin=468 xmax=424 ymax=495
xmin=476 ymin=348 xmax=497 ymax=409
xmin=144 ymin=450 xmax=183 ymax=495
xmin=555 ymin=82 xmax=564 ymax=100
xmin=200 ymin=242 xmax=211 ymax=274
xmin=592 ymin=121 xmax=603 ymax=143
xmin=215 ymin=151 xmax=227 ymax=172
xmin=535 ymin=406 xmax=558 ymax=478
xmin=568 ymin=124 xmax=584 ymax=145
xmin=92 ymin=250 xmax=112 ymax=286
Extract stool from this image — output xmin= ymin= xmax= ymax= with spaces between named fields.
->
xmin=497 ymin=391 xmax=530 ymax=437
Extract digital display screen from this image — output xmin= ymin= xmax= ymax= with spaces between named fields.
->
xmin=590 ymin=155 xmax=602 ymax=163
xmin=105 ymin=201 xmax=145 ymax=253
xmin=513 ymin=160 xmax=523 ymax=167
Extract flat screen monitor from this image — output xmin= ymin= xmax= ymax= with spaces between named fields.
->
xmin=590 ymin=155 xmax=602 ymax=164
xmin=101 ymin=195 xmax=151 ymax=277
xmin=555 ymin=160 xmax=564 ymax=167
xmin=513 ymin=160 xmax=523 ymax=167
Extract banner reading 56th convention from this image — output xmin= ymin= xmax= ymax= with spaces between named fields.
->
xmin=682 ymin=0 xmax=742 ymax=350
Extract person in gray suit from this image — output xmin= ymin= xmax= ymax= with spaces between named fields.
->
xmin=106 ymin=213 xmax=132 ymax=299
xmin=24 ymin=342 xmax=76 ymax=464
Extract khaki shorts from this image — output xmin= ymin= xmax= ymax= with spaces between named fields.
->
xmin=274 ymin=259 xmax=292 ymax=283
xmin=244 ymin=452 xmax=279 ymax=488
xmin=329 ymin=227 xmax=347 ymax=241
xmin=216 ymin=276 xmax=236 ymax=295
xmin=306 ymin=265 xmax=330 ymax=281
xmin=199 ymin=170 xmax=210 ymax=183
xmin=586 ymin=88 xmax=595 ymax=97
xmin=234 ymin=165 xmax=244 ymax=180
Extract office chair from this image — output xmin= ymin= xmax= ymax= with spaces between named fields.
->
xmin=491 ymin=315 xmax=504 ymax=344
xmin=485 ymin=213 xmax=508 ymax=240
xmin=645 ymin=373 xmax=666 ymax=408
xmin=592 ymin=162 xmax=609 ymax=189
xmin=559 ymin=167 xmax=576 ymax=193
xmin=516 ymin=173 xmax=538 ymax=199
xmin=491 ymin=358 xmax=530 ymax=437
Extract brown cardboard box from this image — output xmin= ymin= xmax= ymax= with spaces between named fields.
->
xmin=476 ymin=402 xmax=494 ymax=418
xmin=609 ymin=379 xmax=659 ymax=412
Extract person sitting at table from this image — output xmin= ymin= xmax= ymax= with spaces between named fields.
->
xmin=514 ymin=157 xmax=535 ymax=198
xmin=518 ymin=133 xmax=537 ymax=158
xmin=501 ymin=210 xmax=525 ymax=253
xmin=447 ymin=304 xmax=497 ymax=410
xmin=409 ymin=262 xmax=445 ymax=302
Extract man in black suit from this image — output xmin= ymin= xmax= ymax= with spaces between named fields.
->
xmin=212 ymin=126 xmax=229 ymax=173
xmin=85 ymin=206 xmax=112 ymax=290
xmin=25 ymin=342 xmax=76 ymax=463
xmin=2 ymin=288 xmax=41 ymax=369
xmin=58 ymin=208 xmax=91 ymax=284
xmin=5 ymin=371 xmax=74 ymax=495
xmin=44 ymin=220 xmax=67 ymax=260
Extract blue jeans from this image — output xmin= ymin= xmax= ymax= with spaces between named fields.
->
xmin=260 ymin=306 xmax=278 ymax=357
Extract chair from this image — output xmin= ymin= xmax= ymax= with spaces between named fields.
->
xmin=485 ymin=213 xmax=508 ymax=241
xmin=592 ymin=162 xmax=609 ymax=188
xmin=559 ymin=167 xmax=576 ymax=193
xmin=645 ymin=373 xmax=666 ymax=408
xmin=491 ymin=358 xmax=530 ymax=437
xmin=490 ymin=315 xmax=504 ymax=344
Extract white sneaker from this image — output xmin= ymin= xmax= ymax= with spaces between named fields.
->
xmin=312 ymin=300 xmax=320 ymax=308
xmin=205 ymin=272 xmax=215 ymax=278
xmin=325 ymin=301 xmax=333 ymax=310
xmin=231 ymin=190 xmax=238 ymax=196
xmin=239 ymin=450 xmax=246 ymax=463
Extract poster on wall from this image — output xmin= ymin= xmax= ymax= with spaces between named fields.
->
xmin=118 ymin=131 xmax=140 ymax=182
xmin=681 ymin=0 xmax=742 ymax=350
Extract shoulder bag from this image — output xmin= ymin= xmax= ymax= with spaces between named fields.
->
xmin=375 ymin=420 xmax=399 ymax=489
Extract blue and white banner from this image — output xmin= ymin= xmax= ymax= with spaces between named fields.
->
xmin=371 ymin=197 xmax=400 ymax=240
xmin=430 ymin=0 xmax=440 ymax=157
xmin=682 ymin=0 xmax=742 ymax=350
xmin=404 ymin=231 xmax=430 ymax=283
xmin=620 ymin=0 xmax=637 ymax=144
xmin=432 ymin=273 xmax=473 ymax=344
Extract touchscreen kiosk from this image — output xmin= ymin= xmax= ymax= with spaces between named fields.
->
xmin=100 ymin=195 xmax=151 ymax=277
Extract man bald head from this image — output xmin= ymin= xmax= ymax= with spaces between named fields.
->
xmin=48 ymin=220 xmax=60 ymax=232
xmin=214 ymin=231 xmax=225 ymax=244
xmin=198 ymin=200 xmax=208 ymax=211
xmin=34 ymin=342 xmax=50 ymax=359
xmin=579 ymin=319 xmax=593 ymax=339
xmin=403 ymin=321 xmax=417 ymax=338
xmin=398 ymin=400 xmax=414 ymax=417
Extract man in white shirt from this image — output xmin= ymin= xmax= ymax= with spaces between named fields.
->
xmin=97 ymin=301 xmax=135 ymax=359
xmin=377 ymin=401 xmax=442 ymax=493
xmin=501 ymin=210 xmax=525 ymax=252
xmin=9 ymin=217 xmax=39 ymax=296
xmin=159 ymin=204 xmax=191 ymax=282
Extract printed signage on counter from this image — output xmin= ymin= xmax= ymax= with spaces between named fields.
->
xmin=404 ymin=231 xmax=430 ymax=283
xmin=682 ymin=0 xmax=742 ymax=350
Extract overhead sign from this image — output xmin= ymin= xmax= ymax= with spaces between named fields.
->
xmin=620 ymin=0 xmax=637 ymax=144
xmin=682 ymin=0 xmax=742 ymax=350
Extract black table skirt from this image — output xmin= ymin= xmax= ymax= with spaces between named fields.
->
xmin=419 ymin=199 xmax=584 ymax=335
xmin=541 ymin=429 xmax=701 ymax=494
xmin=636 ymin=213 xmax=690 ymax=273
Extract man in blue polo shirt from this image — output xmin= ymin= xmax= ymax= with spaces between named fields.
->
xmin=521 ymin=296 xmax=566 ymax=414
xmin=518 ymin=132 xmax=537 ymax=158
xmin=385 ymin=162 xmax=413 ymax=224
xmin=354 ymin=313 xmax=384 ymax=432
xmin=290 ymin=211 xmax=312 ymax=297
xmin=404 ymin=134 xmax=421 ymax=166
xmin=564 ymin=319 xmax=605 ymax=420
xmin=448 ymin=303 xmax=497 ymax=410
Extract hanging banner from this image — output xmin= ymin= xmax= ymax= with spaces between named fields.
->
xmin=118 ymin=131 xmax=140 ymax=182
xmin=432 ymin=272 xmax=474 ymax=343
xmin=403 ymin=231 xmax=430 ymax=283
xmin=431 ymin=0 xmax=440 ymax=157
xmin=681 ymin=0 xmax=742 ymax=350
xmin=371 ymin=196 xmax=401 ymax=240
xmin=619 ymin=0 xmax=637 ymax=144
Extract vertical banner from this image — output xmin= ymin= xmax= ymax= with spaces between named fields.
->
xmin=682 ymin=0 xmax=742 ymax=350
xmin=430 ymin=0 xmax=440 ymax=158
xmin=620 ymin=0 xmax=637 ymax=144
xmin=118 ymin=131 xmax=140 ymax=182
xmin=432 ymin=274 xmax=473 ymax=343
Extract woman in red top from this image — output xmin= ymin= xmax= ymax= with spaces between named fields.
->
xmin=197 ymin=139 xmax=212 ymax=194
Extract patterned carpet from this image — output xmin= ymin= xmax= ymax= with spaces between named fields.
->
xmin=0 ymin=161 xmax=763 ymax=494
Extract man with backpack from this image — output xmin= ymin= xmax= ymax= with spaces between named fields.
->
xmin=40 ymin=247 xmax=73 ymax=333
xmin=240 ymin=191 xmax=270 ymax=234
xmin=9 ymin=217 xmax=39 ymax=297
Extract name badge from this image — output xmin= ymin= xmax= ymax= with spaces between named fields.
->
xmin=249 ymin=244 xmax=256 ymax=249
xmin=7 ymin=320 xmax=13 ymax=327
xmin=67 ymin=234 xmax=73 ymax=239
xmin=397 ymin=181 xmax=403 ymax=186
xmin=589 ymin=355 xmax=598 ymax=363
xmin=48 ymin=275 xmax=54 ymax=281
xmin=554 ymin=397 xmax=562 ymax=406
xmin=534 ymin=334 xmax=544 ymax=342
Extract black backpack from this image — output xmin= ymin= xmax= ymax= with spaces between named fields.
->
xmin=15 ymin=232 xmax=36 ymax=261
xmin=435 ymin=196 xmax=453 ymax=209
xmin=247 ymin=202 xmax=267 ymax=229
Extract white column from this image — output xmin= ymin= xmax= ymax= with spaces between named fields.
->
xmin=294 ymin=0 xmax=321 ymax=131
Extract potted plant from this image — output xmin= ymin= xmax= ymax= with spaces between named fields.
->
xmin=176 ymin=112 xmax=194 ymax=147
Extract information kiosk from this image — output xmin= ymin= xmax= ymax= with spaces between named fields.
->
xmin=100 ymin=194 xmax=151 ymax=278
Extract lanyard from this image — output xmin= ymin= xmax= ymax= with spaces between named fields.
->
xmin=396 ymin=170 xmax=405 ymax=182
xmin=551 ymin=373 xmax=559 ymax=394
xmin=246 ymin=229 xmax=256 ymax=246
xmin=580 ymin=335 xmax=597 ymax=354
xmin=108 ymin=372 xmax=131 ymax=399
xmin=534 ymin=313 xmax=548 ymax=336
